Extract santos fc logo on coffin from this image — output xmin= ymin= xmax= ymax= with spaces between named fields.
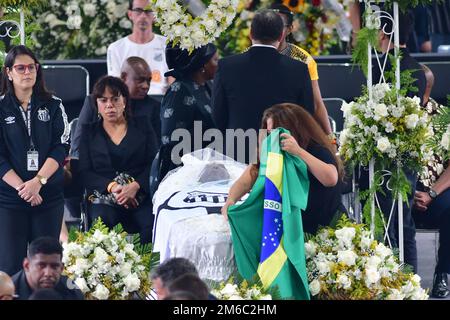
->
xmin=37 ymin=108 xmax=50 ymax=122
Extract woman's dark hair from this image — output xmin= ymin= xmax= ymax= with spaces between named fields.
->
xmin=256 ymin=103 xmax=344 ymax=179
xmin=0 ymin=45 xmax=53 ymax=101
xmin=92 ymin=76 xmax=131 ymax=119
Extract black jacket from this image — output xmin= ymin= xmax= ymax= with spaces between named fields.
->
xmin=0 ymin=92 xmax=69 ymax=208
xmin=78 ymin=116 xmax=157 ymax=197
xmin=12 ymin=269 xmax=84 ymax=300
xmin=212 ymin=46 xmax=314 ymax=133
xmin=71 ymin=95 xmax=161 ymax=159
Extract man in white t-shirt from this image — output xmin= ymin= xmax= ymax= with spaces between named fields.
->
xmin=107 ymin=0 xmax=173 ymax=95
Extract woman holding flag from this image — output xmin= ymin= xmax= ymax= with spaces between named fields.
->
xmin=221 ymin=103 xmax=344 ymax=299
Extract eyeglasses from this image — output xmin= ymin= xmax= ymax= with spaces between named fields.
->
xmin=130 ymin=7 xmax=153 ymax=15
xmin=12 ymin=63 xmax=39 ymax=74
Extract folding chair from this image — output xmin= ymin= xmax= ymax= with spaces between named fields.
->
xmin=42 ymin=65 xmax=90 ymax=122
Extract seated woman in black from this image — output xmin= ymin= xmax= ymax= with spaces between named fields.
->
xmin=150 ymin=43 xmax=218 ymax=194
xmin=221 ymin=103 xmax=344 ymax=234
xmin=79 ymin=76 xmax=157 ymax=243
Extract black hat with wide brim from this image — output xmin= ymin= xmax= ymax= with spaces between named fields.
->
xmin=164 ymin=43 xmax=217 ymax=78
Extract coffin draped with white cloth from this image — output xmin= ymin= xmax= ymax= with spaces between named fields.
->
xmin=152 ymin=149 xmax=247 ymax=282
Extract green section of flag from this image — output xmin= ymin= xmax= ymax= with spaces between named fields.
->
xmin=228 ymin=128 xmax=310 ymax=299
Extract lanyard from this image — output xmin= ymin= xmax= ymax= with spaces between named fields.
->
xmin=18 ymin=102 xmax=34 ymax=148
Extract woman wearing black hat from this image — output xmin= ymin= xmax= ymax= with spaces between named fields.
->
xmin=150 ymin=43 xmax=219 ymax=193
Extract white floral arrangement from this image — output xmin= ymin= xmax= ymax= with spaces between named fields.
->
xmin=63 ymin=219 xmax=157 ymax=300
xmin=306 ymin=216 xmax=428 ymax=300
xmin=33 ymin=0 xmax=132 ymax=59
xmin=150 ymin=0 xmax=239 ymax=52
xmin=339 ymin=83 xmax=433 ymax=172
xmin=211 ymin=277 xmax=275 ymax=300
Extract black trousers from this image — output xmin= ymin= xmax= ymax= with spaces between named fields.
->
xmin=88 ymin=199 xmax=154 ymax=244
xmin=0 ymin=202 xmax=64 ymax=276
xmin=359 ymin=168 xmax=418 ymax=273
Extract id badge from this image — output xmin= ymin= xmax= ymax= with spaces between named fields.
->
xmin=27 ymin=150 xmax=39 ymax=171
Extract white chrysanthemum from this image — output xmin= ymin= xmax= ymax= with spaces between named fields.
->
xmin=441 ymin=126 xmax=450 ymax=151
xmin=366 ymin=256 xmax=382 ymax=268
xmin=316 ymin=261 xmax=331 ymax=275
xmin=375 ymin=243 xmax=392 ymax=259
xmin=93 ymin=247 xmax=109 ymax=265
xmin=391 ymin=105 xmax=404 ymax=118
xmin=335 ymin=227 xmax=356 ymax=248
xmin=67 ymin=15 xmax=82 ymax=29
xmin=376 ymin=137 xmax=391 ymax=153
xmin=374 ymin=103 xmax=389 ymax=118
xmin=386 ymin=288 xmax=406 ymax=300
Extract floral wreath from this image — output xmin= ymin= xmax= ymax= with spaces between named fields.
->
xmin=150 ymin=0 xmax=239 ymax=52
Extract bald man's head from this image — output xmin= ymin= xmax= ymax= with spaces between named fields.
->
xmin=121 ymin=57 xmax=152 ymax=99
xmin=0 ymin=271 xmax=15 ymax=300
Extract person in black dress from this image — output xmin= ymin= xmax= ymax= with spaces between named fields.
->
xmin=78 ymin=76 xmax=157 ymax=244
xmin=221 ymin=103 xmax=345 ymax=234
xmin=150 ymin=43 xmax=218 ymax=194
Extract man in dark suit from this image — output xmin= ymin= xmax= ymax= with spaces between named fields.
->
xmin=212 ymin=9 xmax=314 ymax=163
xmin=12 ymin=237 xmax=84 ymax=300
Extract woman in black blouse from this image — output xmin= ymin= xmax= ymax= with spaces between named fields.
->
xmin=222 ymin=103 xmax=345 ymax=234
xmin=79 ymin=76 xmax=157 ymax=243
xmin=150 ymin=43 xmax=218 ymax=194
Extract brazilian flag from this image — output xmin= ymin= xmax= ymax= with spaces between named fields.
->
xmin=228 ymin=128 xmax=310 ymax=300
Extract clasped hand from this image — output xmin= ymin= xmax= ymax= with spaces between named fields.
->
xmin=112 ymin=182 xmax=140 ymax=209
xmin=414 ymin=191 xmax=432 ymax=212
xmin=16 ymin=177 xmax=42 ymax=206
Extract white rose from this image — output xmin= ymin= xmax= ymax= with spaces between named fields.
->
xmin=337 ymin=250 xmax=357 ymax=266
xmin=384 ymin=121 xmax=395 ymax=133
xmin=360 ymin=233 xmax=373 ymax=250
xmin=376 ymin=137 xmax=391 ymax=153
xmin=92 ymin=230 xmax=107 ymax=243
xmin=73 ymin=258 xmax=90 ymax=275
xmin=83 ymin=3 xmax=97 ymax=17
xmin=374 ymin=103 xmax=389 ymax=118
xmin=335 ymin=227 xmax=356 ymax=247
xmin=67 ymin=15 xmax=82 ymax=29
xmin=337 ymin=274 xmax=352 ymax=290
xmin=119 ymin=262 xmax=132 ymax=277
xmin=220 ymin=283 xmax=239 ymax=296
xmin=364 ymin=267 xmax=381 ymax=286
xmin=366 ymin=255 xmax=382 ymax=268
xmin=92 ymin=283 xmax=110 ymax=300
xmin=304 ymin=242 xmax=317 ymax=259
xmin=123 ymin=273 xmax=141 ymax=293
xmin=375 ymin=243 xmax=392 ymax=259
xmin=411 ymin=274 xmax=421 ymax=284
xmin=406 ymin=114 xmax=419 ymax=129
xmin=309 ymin=279 xmax=321 ymax=296
xmin=74 ymin=277 xmax=89 ymax=293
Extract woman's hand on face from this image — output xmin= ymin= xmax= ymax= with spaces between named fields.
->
xmin=280 ymin=133 xmax=302 ymax=156
xmin=16 ymin=178 xmax=42 ymax=202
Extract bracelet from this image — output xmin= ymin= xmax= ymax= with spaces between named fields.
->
xmin=107 ymin=181 xmax=118 ymax=193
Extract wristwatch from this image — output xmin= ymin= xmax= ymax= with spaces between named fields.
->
xmin=36 ymin=174 xmax=48 ymax=186
xmin=428 ymin=188 xmax=438 ymax=199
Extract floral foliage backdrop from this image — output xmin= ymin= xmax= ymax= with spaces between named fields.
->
xmin=216 ymin=0 xmax=353 ymax=57
xmin=32 ymin=0 xmax=132 ymax=59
